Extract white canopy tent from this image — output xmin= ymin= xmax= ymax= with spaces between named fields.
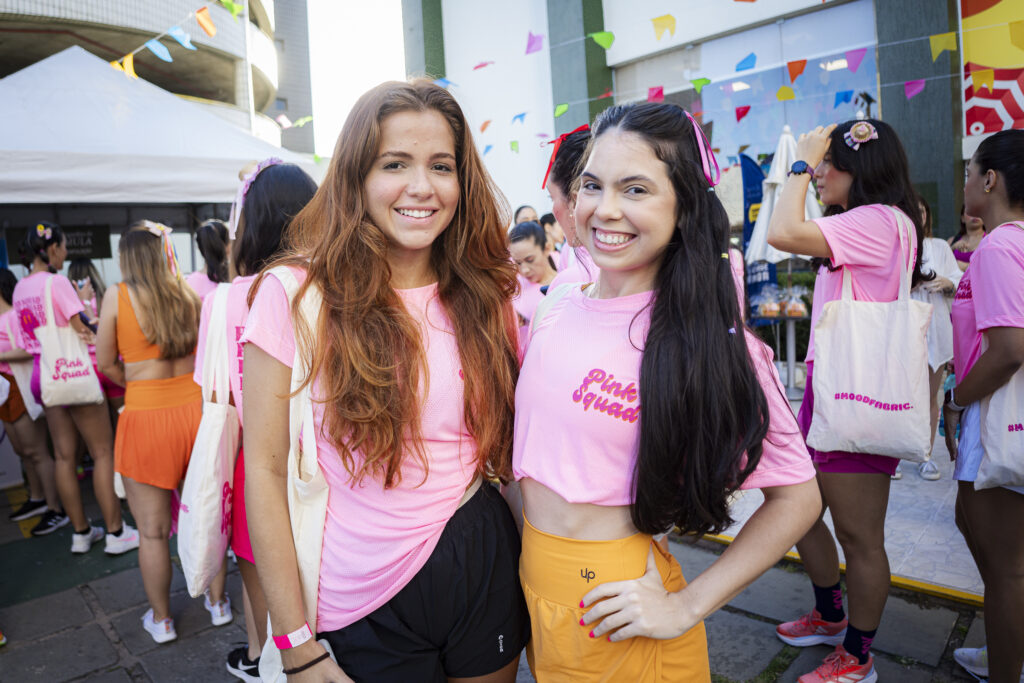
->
xmin=0 ymin=46 xmax=322 ymax=204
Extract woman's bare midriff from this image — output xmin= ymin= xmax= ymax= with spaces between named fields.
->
xmin=521 ymin=478 xmax=638 ymax=540
xmin=124 ymin=356 xmax=195 ymax=383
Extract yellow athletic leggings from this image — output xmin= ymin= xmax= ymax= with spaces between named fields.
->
xmin=520 ymin=517 xmax=711 ymax=682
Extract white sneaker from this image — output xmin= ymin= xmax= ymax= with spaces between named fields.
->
xmin=142 ymin=608 xmax=177 ymax=644
xmin=918 ymin=460 xmax=941 ymax=481
xmin=204 ymin=593 xmax=233 ymax=626
xmin=105 ymin=524 xmax=140 ymax=555
xmin=891 ymin=462 xmax=903 ymax=480
xmin=954 ymin=646 xmax=988 ymax=677
xmin=70 ymin=526 xmax=104 ymax=554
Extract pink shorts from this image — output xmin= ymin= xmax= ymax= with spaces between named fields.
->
xmin=231 ymin=446 xmax=253 ymax=564
xmin=797 ymin=362 xmax=900 ymax=477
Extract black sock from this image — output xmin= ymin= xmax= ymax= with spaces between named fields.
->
xmin=108 ymin=526 xmax=124 ymax=537
xmin=812 ymin=581 xmax=845 ymax=622
xmin=843 ymin=624 xmax=876 ymax=664
xmin=74 ymin=526 xmax=90 ymax=535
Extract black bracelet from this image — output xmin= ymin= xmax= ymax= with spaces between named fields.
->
xmin=283 ymin=650 xmax=331 ymax=675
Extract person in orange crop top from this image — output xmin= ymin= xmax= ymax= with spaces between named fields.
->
xmin=96 ymin=221 xmax=230 ymax=645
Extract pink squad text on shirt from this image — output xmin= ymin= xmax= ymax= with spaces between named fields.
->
xmin=832 ymin=392 xmax=913 ymax=412
xmin=572 ymin=368 xmax=640 ymax=423
xmin=954 ymin=278 xmax=972 ymax=301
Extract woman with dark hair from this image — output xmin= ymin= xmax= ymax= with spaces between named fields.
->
xmin=948 ymin=206 xmax=986 ymax=272
xmin=187 ymin=219 xmax=230 ymax=301
xmin=943 ymin=129 xmax=1024 ymax=683
xmin=510 ymin=221 xmax=558 ymax=329
xmin=193 ymin=160 xmax=317 ymax=678
xmin=514 ymin=204 xmax=538 ymax=224
xmin=241 ymin=80 xmax=528 ymax=681
xmin=538 ymin=212 xmax=564 ymax=252
xmin=544 ymin=125 xmax=597 ymax=290
xmin=12 ymin=222 xmax=135 ymax=551
xmin=510 ymin=102 xmax=818 ymax=681
xmin=767 ymin=120 xmax=929 ymax=682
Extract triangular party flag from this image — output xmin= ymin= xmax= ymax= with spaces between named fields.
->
xmin=691 ymin=77 xmax=711 ymax=94
xmin=597 ymin=87 xmax=613 ymax=99
xmin=433 ymin=77 xmax=456 ymax=88
xmin=293 ymin=116 xmax=313 ymax=127
xmin=647 ymin=86 xmax=664 ymax=102
xmin=512 ymin=112 xmax=526 ymax=124
xmin=526 ymin=32 xmax=544 ymax=54
xmin=123 ymin=53 xmax=139 ymax=79
xmin=973 ymin=68 xmax=995 ymax=92
xmin=537 ymin=133 xmax=550 ymax=138
xmin=776 ymin=85 xmax=795 ymax=101
xmin=735 ymin=105 xmax=751 ymax=122
xmin=652 ymin=14 xmax=676 ymax=40
xmin=275 ymin=114 xmax=293 ymax=129
xmin=480 ymin=120 xmax=492 ymax=133
xmin=834 ymin=89 xmax=854 ymax=108
xmin=110 ymin=60 xmax=124 ymax=72
xmin=736 ymin=53 xmax=756 ymax=71
xmin=904 ymin=79 xmax=925 ymax=99
xmin=787 ymin=59 xmax=807 ymax=83
xmin=1011 ymin=20 xmax=1024 ymax=51
xmin=195 ymin=7 xmax=217 ymax=37
xmin=167 ymin=26 xmax=196 ymax=50
xmin=738 ymin=144 xmax=750 ymax=154
xmin=929 ymin=32 xmax=957 ymax=61
xmin=221 ymin=0 xmax=243 ymax=20
xmin=144 ymin=39 xmax=173 ymax=63
xmin=510 ymin=141 xmax=519 ymax=153
xmin=313 ymin=154 xmax=322 ymax=163
xmin=845 ymin=48 xmax=867 ymax=73
xmin=588 ymin=32 xmax=615 ymax=49
xmin=473 ymin=61 xmax=494 ymax=70
xmin=554 ymin=103 xmax=569 ymax=118
xmin=483 ymin=144 xmax=493 ymax=156
xmin=727 ymin=155 xmax=739 ymax=166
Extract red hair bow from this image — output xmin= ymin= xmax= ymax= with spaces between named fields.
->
xmin=541 ymin=124 xmax=590 ymax=190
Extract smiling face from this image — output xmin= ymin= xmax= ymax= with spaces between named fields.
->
xmin=510 ymin=237 xmax=556 ymax=285
xmin=364 ymin=109 xmax=459 ymax=280
xmin=573 ymin=129 xmax=677 ymax=293
xmin=813 ymin=151 xmax=854 ymax=209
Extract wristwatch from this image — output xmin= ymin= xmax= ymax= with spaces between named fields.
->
xmin=788 ymin=160 xmax=813 ymax=177
xmin=944 ymin=388 xmax=965 ymax=412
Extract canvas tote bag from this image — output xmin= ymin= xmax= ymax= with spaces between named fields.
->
xmin=4 ymin=316 xmax=43 ymax=420
xmin=975 ymin=222 xmax=1024 ymax=489
xmin=179 ymin=284 xmax=240 ymax=597
xmin=806 ymin=206 xmax=932 ymax=461
xmin=259 ymin=267 xmax=335 ymax=682
xmin=36 ymin=276 xmax=103 ymax=406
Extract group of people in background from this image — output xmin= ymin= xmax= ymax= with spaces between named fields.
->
xmin=2 ymin=76 xmax=1021 ymax=683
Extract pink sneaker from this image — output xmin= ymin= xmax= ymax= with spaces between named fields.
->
xmin=776 ymin=608 xmax=847 ymax=646
xmin=798 ymin=644 xmax=877 ymax=683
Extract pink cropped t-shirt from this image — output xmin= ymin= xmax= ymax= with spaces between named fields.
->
xmin=513 ymin=286 xmax=815 ymax=506
xmin=241 ymin=267 xmax=477 ymax=632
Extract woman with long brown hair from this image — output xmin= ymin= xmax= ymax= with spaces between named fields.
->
xmin=96 ymin=222 xmax=229 ymax=644
xmin=242 ymin=80 xmax=528 ymax=682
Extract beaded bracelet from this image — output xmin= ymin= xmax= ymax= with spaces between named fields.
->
xmin=282 ymin=651 xmax=331 ymax=675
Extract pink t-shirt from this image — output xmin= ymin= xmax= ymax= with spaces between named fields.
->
xmin=807 ymin=204 xmax=918 ymax=362
xmin=12 ymin=272 xmax=85 ymax=355
xmin=241 ymin=267 xmax=477 ymax=631
xmin=185 ymin=271 xmax=218 ymax=302
xmin=951 ymin=223 xmax=1024 ymax=380
xmin=551 ymin=246 xmax=597 ymax=291
xmin=0 ymin=310 xmax=18 ymax=374
xmin=194 ymin=275 xmax=257 ymax=426
xmin=513 ymin=275 xmax=546 ymax=326
xmin=513 ymin=286 xmax=815 ymax=506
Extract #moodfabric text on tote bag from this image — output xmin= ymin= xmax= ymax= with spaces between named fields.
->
xmin=36 ymin=276 xmax=103 ymax=406
xmin=806 ymin=207 xmax=933 ymax=462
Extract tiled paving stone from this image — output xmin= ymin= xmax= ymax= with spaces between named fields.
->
xmin=873 ymin=594 xmax=958 ymax=666
xmin=963 ymin=613 xmax=985 ymax=648
xmin=80 ymin=669 xmax=134 ymax=682
xmin=88 ymin=563 xmax=187 ymax=616
xmin=139 ymin=621 xmax=248 ymax=683
xmin=0 ymin=624 xmax=118 ymax=683
xmin=705 ymin=609 xmax=784 ymax=682
xmin=0 ymin=587 xmax=93 ymax=641
xmin=723 ymin=563 xmax=817 ymax=624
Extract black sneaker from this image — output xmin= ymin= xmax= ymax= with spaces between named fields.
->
xmin=226 ymin=645 xmax=260 ymax=681
xmin=30 ymin=510 xmax=70 ymax=536
xmin=9 ymin=498 xmax=47 ymax=522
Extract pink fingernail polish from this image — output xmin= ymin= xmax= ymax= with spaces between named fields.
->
xmin=607 ymin=636 xmax=612 ymax=642
xmin=588 ymin=630 xmax=595 ymax=638
xmin=579 ymin=618 xmax=585 ymax=626
xmin=579 ymin=601 xmax=585 ymax=608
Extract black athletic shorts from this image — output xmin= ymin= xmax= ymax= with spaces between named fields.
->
xmin=317 ymin=482 xmax=530 ymax=682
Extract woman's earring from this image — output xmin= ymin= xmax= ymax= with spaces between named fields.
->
xmin=984 ymin=186 xmax=991 ymax=194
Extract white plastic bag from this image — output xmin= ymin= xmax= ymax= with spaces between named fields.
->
xmin=806 ymin=207 xmax=933 ymax=462
xmin=36 ymin=276 xmax=103 ymax=406
xmin=178 ymin=284 xmax=240 ymax=597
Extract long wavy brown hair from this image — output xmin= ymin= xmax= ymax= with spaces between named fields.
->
xmin=258 ymin=79 xmax=520 ymax=487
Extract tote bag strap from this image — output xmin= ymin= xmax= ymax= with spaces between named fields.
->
xmin=529 ymin=282 xmax=575 ymax=340
xmin=201 ymin=284 xmax=232 ymax=404
xmin=841 ymin=207 xmax=915 ymax=302
xmin=42 ymin=275 xmax=57 ymax=332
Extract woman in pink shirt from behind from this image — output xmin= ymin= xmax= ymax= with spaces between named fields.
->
xmin=185 ymin=219 xmax=230 ymax=302
xmin=194 ymin=162 xmax=317 ymax=678
xmin=942 ymin=130 xmax=1024 ymax=682
xmin=242 ymin=80 xmax=528 ymax=682
xmin=768 ymin=119 xmax=929 ymax=682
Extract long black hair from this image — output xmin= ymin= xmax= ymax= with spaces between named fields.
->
xmin=549 ymin=129 xmax=591 ymax=198
xmin=588 ymin=102 xmax=770 ymax=536
xmin=974 ymin=129 xmax=1024 ymax=208
xmin=0 ymin=269 xmax=17 ymax=306
xmin=233 ymin=164 xmax=317 ymax=276
xmin=509 ymin=221 xmax=556 ymax=271
xmin=19 ymin=221 xmax=64 ymax=270
xmin=813 ymin=119 xmax=929 ymax=285
xmin=195 ymin=219 xmax=230 ymax=283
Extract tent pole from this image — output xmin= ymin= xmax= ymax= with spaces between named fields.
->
xmin=242 ymin=0 xmax=256 ymax=134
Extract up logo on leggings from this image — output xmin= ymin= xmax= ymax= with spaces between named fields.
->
xmin=580 ymin=567 xmax=596 ymax=583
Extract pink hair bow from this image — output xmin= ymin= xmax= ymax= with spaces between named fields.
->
xmin=141 ymin=220 xmax=182 ymax=280
xmin=685 ymin=112 xmax=720 ymax=188
xmin=228 ymin=157 xmax=284 ymax=240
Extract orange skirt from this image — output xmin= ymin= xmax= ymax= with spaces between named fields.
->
xmin=115 ymin=374 xmax=202 ymax=490
xmin=0 ymin=372 xmax=27 ymax=424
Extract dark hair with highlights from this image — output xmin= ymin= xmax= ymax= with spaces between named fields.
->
xmin=587 ymin=102 xmax=771 ymax=536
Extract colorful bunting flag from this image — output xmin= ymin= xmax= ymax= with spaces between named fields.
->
xmin=123 ymin=53 xmax=138 ymax=79
xmin=433 ymin=77 xmax=456 ymax=88
xmin=588 ymin=32 xmax=615 ymax=49
xmin=473 ymin=61 xmax=494 ymax=70
xmin=276 ymin=114 xmax=292 ymax=129
xmin=1011 ymin=20 xmax=1024 ymax=51
xmin=512 ymin=112 xmax=526 ymax=124
xmin=929 ymin=32 xmax=957 ymax=61
xmin=293 ymin=116 xmax=313 ymax=127
xmin=738 ymin=144 xmax=750 ymax=154
xmin=735 ymin=105 xmax=751 ymax=122
xmin=597 ymin=87 xmax=613 ymax=99
xmin=537 ymin=133 xmax=550 ymax=138
xmin=313 ymin=154 xmax=322 ymax=163
xmin=776 ymin=85 xmax=795 ymax=101
xmin=480 ymin=120 xmax=492 ymax=133
xmin=220 ymin=0 xmax=243 ymax=20
xmin=727 ymin=156 xmax=739 ymax=166
xmin=904 ymin=79 xmax=925 ymax=99
xmin=651 ymin=14 xmax=676 ymax=40
xmin=787 ymin=59 xmax=807 ymax=83
xmin=145 ymin=39 xmax=173 ymax=63
xmin=483 ymin=145 xmax=493 ymax=155
xmin=110 ymin=60 xmax=124 ymax=73
xmin=834 ymin=90 xmax=854 ymax=107
xmin=167 ymin=26 xmax=196 ymax=50
xmin=845 ymin=48 xmax=867 ymax=74
xmin=691 ymin=77 xmax=711 ymax=94
xmin=510 ymin=141 xmax=519 ymax=153
xmin=554 ymin=103 xmax=569 ymax=117
xmin=526 ymin=32 xmax=544 ymax=55
xmin=647 ymin=86 xmax=664 ymax=102
xmin=195 ymin=7 xmax=217 ymax=37
xmin=972 ymin=68 xmax=995 ymax=93
xmin=736 ymin=53 xmax=756 ymax=71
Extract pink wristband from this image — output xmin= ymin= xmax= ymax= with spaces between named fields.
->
xmin=273 ymin=622 xmax=313 ymax=649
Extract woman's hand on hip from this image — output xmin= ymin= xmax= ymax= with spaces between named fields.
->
xmin=942 ymin=405 xmax=961 ymax=461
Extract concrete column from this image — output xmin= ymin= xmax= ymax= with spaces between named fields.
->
xmin=546 ymin=0 xmax=613 ymax=135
